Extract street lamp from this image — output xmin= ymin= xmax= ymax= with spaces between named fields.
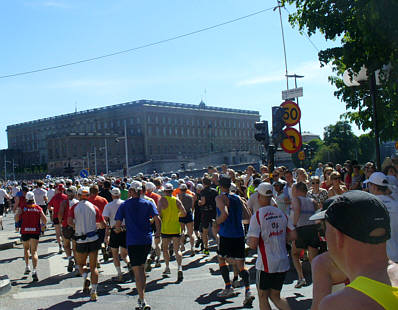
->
xmin=343 ymin=65 xmax=391 ymax=170
xmin=115 ymin=120 xmax=129 ymax=176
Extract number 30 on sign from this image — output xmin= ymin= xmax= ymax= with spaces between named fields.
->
xmin=281 ymin=100 xmax=301 ymax=126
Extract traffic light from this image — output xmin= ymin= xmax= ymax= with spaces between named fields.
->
xmin=254 ymin=121 xmax=269 ymax=145
xmin=272 ymin=106 xmax=286 ymax=147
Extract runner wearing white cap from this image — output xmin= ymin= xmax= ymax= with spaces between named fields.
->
xmin=103 ymin=187 xmax=132 ymax=282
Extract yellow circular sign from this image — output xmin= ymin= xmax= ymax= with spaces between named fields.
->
xmin=281 ymin=100 xmax=301 ymax=126
xmin=298 ymin=151 xmax=305 ymax=161
xmin=281 ymin=127 xmax=302 ymax=154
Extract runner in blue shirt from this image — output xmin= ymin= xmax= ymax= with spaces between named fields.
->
xmin=114 ymin=181 xmax=160 ymax=310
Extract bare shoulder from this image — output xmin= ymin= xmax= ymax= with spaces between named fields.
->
xmin=311 ymin=252 xmax=329 ymax=272
xmin=320 ymin=287 xmax=384 ymax=310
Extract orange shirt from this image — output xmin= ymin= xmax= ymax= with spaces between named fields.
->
xmin=88 ymin=195 xmax=108 ymax=215
xmin=172 ymin=188 xmax=194 ymax=197
xmin=146 ymin=191 xmax=161 ymax=206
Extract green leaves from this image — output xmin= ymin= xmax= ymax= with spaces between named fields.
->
xmin=284 ymin=0 xmax=398 ymax=141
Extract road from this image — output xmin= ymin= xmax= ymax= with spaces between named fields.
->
xmin=0 ymin=215 xmax=313 ymax=310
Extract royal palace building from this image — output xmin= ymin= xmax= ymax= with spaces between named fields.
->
xmin=6 ymin=99 xmax=260 ymax=175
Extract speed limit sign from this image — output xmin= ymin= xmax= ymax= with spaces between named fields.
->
xmin=281 ymin=100 xmax=301 ymax=126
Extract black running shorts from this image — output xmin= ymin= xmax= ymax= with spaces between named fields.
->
xmin=218 ymin=236 xmax=245 ymax=260
xmin=128 ymin=244 xmax=152 ymax=267
xmin=200 ymin=211 xmax=215 ymax=230
xmin=21 ymin=234 xmax=40 ymax=242
xmin=295 ymin=225 xmax=320 ymax=249
xmin=109 ymin=230 xmax=127 ymax=249
xmin=256 ymin=270 xmax=287 ymax=291
xmin=76 ymin=239 xmax=101 ymax=254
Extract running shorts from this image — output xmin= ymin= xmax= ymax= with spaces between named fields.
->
xmin=218 ymin=236 xmax=245 ymax=260
xmin=179 ymin=211 xmax=194 ymax=223
xmin=40 ymin=205 xmax=48 ymax=215
xmin=128 ymin=244 xmax=152 ymax=267
xmin=200 ymin=211 xmax=215 ymax=230
xmin=21 ymin=234 xmax=40 ymax=242
xmin=256 ymin=270 xmax=287 ymax=291
xmin=295 ymin=224 xmax=320 ymax=249
xmin=0 ymin=204 xmax=4 ymax=216
xmin=109 ymin=230 xmax=127 ymax=249
xmin=76 ymin=239 xmax=101 ymax=254
xmin=62 ymin=226 xmax=75 ymax=240
xmin=97 ymin=228 xmax=106 ymax=244
xmin=161 ymin=233 xmax=181 ymax=238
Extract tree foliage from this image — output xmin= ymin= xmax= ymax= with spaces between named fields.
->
xmin=283 ymin=0 xmax=398 ymax=141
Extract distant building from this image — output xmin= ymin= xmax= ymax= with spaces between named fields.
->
xmin=7 ymin=99 xmax=260 ymax=175
xmin=302 ymin=131 xmax=321 ymax=143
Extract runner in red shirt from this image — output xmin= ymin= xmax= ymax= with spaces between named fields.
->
xmin=59 ymin=187 xmax=79 ymax=272
xmin=48 ymin=184 xmax=68 ymax=254
xmin=88 ymin=185 xmax=109 ymax=262
xmin=16 ymin=191 xmax=46 ymax=282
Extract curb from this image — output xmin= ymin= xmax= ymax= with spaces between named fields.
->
xmin=0 ymin=275 xmax=11 ymax=296
xmin=0 ymin=241 xmax=15 ymax=251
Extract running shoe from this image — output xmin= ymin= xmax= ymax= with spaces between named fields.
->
xmin=58 ymin=246 xmax=63 ymax=254
xmin=203 ymin=249 xmax=210 ymax=256
xmin=243 ymin=291 xmax=255 ymax=307
xmin=190 ymin=250 xmax=195 ymax=257
xmin=67 ymin=259 xmax=75 ymax=272
xmin=32 ymin=272 xmax=38 ymax=282
xmin=195 ymin=238 xmax=202 ymax=248
xmin=83 ymin=279 xmax=91 ymax=294
xmin=177 ymin=270 xmax=183 ymax=282
xmin=232 ymin=279 xmax=241 ymax=288
xmin=294 ymin=278 xmax=306 ymax=288
xmin=90 ymin=292 xmax=98 ymax=301
xmin=113 ymin=274 xmax=124 ymax=283
xmin=163 ymin=267 xmax=171 ymax=275
xmin=145 ymin=258 xmax=152 ymax=272
xmin=136 ymin=299 xmax=151 ymax=310
xmin=24 ymin=266 xmax=31 ymax=275
xmin=217 ymin=287 xmax=235 ymax=298
xmin=154 ymin=261 xmax=161 ymax=268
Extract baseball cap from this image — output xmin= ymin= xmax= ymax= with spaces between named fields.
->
xmin=179 ymin=183 xmax=188 ymax=190
xmin=78 ymin=187 xmax=90 ymax=195
xmin=257 ymin=183 xmax=273 ymax=197
xmin=310 ymin=190 xmax=390 ymax=244
xmin=164 ymin=183 xmax=174 ymax=191
xmin=309 ymin=197 xmax=337 ymax=221
xmin=145 ymin=182 xmax=156 ymax=191
xmin=196 ymin=183 xmax=204 ymax=191
xmin=363 ymin=172 xmax=389 ymax=187
xmin=130 ymin=181 xmax=143 ymax=191
xmin=57 ymin=184 xmax=65 ymax=191
xmin=111 ymin=187 xmax=121 ymax=196
xmin=253 ymin=178 xmax=262 ymax=187
xmin=25 ymin=191 xmax=35 ymax=201
xmin=171 ymin=174 xmax=177 ymax=178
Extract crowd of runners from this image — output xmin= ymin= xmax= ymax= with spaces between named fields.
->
xmin=0 ymin=159 xmax=397 ymax=309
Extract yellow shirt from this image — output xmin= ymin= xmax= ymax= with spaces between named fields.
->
xmin=347 ymin=276 xmax=398 ymax=309
xmin=160 ymin=196 xmax=181 ymax=235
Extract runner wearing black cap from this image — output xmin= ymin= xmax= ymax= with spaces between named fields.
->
xmin=315 ymin=191 xmax=398 ymax=310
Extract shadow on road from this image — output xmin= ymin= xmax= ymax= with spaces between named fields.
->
xmin=195 ymin=289 xmax=249 ymax=310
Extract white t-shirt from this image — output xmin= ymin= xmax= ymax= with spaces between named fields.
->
xmin=247 ymin=205 xmax=294 ymax=273
xmin=102 ymin=199 xmax=124 ymax=227
xmin=378 ymin=195 xmax=398 ymax=262
xmin=33 ymin=188 xmax=48 ymax=205
xmin=0 ymin=189 xmax=8 ymax=204
xmin=70 ymin=200 xmax=101 ymax=244
xmin=47 ymin=188 xmax=55 ymax=201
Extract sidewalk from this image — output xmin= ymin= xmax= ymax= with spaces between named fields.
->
xmin=0 ymin=214 xmax=20 ymax=251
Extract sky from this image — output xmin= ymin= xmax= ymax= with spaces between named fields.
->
xmin=0 ymin=0 xmax=362 ymax=150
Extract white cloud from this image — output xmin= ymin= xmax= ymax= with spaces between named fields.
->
xmin=236 ymin=60 xmax=333 ymax=86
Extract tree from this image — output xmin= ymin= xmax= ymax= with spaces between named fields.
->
xmin=283 ymin=0 xmax=398 ymax=141
xmin=358 ymin=133 xmax=376 ymax=163
xmin=312 ymin=143 xmax=341 ymax=166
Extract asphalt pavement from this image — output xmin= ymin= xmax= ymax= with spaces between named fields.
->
xmin=0 ymin=215 xmax=313 ymax=310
